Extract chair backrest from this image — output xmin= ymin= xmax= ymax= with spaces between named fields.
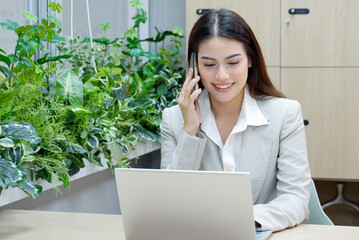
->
xmin=302 ymin=179 xmax=334 ymax=225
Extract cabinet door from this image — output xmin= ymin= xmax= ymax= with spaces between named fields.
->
xmin=186 ymin=0 xmax=280 ymax=66
xmin=281 ymin=68 xmax=359 ymax=180
xmin=281 ymin=0 xmax=359 ymax=67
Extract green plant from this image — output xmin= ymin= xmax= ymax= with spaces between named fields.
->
xmin=0 ymin=0 xmax=185 ymax=199
xmin=0 ymin=122 xmax=46 ymax=198
xmin=55 ymin=0 xmax=185 ymax=167
xmin=0 ymin=5 xmax=72 ymax=198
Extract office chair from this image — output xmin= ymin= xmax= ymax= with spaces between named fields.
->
xmin=302 ymin=179 xmax=334 ymax=225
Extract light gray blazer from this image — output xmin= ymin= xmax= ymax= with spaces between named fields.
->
xmin=160 ymin=96 xmax=311 ymax=232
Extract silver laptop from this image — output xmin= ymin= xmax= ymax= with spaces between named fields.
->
xmin=115 ymin=168 xmax=260 ymax=240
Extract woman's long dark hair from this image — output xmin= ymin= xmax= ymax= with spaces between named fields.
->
xmin=188 ymin=9 xmax=285 ymax=99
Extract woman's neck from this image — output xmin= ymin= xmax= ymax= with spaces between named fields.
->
xmin=210 ymin=91 xmax=244 ymax=119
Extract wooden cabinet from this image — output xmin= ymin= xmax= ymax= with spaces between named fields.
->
xmin=281 ymin=0 xmax=359 ymax=180
xmin=281 ymin=68 xmax=359 ymax=180
xmin=281 ymin=0 xmax=359 ymax=67
xmin=186 ymin=0 xmax=359 ymax=180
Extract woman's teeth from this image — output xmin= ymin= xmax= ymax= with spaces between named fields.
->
xmin=215 ymin=84 xmax=232 ymax=89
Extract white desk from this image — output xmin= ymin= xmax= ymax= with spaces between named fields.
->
xmin=0 ymin=210 xmax=358 ymax=240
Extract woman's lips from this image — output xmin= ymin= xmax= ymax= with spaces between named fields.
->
xmin=212 ymin=83 xmax=234 ymax=92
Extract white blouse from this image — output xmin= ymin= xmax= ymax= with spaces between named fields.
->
xmin=198 ymin=85 xmax=268 ymax=172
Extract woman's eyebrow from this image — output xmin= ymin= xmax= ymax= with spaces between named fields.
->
xmin=225 ymin=53 xmax=242 ymax=59
xmin=200 ymin=53 xmax=242 ymax=61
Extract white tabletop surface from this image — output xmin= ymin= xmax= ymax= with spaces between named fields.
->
xmin=0 ymin=209 xmax=358 ymax=240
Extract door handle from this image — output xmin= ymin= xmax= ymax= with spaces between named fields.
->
xmin=289 ymin=8 xmax=310 ymax=14
xmin=304 ymin=120 xmax=309 ymax=126
xmin=196 ymin=9 xmax=210 ymax=15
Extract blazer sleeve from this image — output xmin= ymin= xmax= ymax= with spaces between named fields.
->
xmin=254 ymin=100 xmax=311 ymax=232
xmin=160 ymin=107 xmax=207 ymax=170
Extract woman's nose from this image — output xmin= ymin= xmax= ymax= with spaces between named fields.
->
xmin=215 ymin=65 xmax=229 ymax=81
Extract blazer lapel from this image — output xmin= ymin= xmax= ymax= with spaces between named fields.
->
xmin=238 ymin=126 xmax=273 ymax=203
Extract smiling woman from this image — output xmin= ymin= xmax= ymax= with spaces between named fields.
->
xmin=160 ymin=8 xmax=311 ymax=232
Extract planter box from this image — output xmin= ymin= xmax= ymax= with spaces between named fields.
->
xmin=0 ymin=141 xmax=160 ymax=207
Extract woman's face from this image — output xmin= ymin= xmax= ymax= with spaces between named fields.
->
xmin=197 ymin=37 xmax=251 ymax=105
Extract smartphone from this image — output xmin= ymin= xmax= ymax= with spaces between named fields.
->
xmin=190 ymin=52 xmax=199 ymax=93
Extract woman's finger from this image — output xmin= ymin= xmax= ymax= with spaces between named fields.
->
xmin=182 ymin=68 xmax=194 ymax=89
xmin=189 ymin=88 xmax=202 ymax=102
xmin=187 ymin=76 xmax=200 ymax=92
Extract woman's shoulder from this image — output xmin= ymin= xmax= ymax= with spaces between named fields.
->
xmin=161 ymin=105 xmax=184 ymax=137
xmin=257 ymin=97 xmax=303 ymax=121
xmin=162 ymin=105 xmax=183 ymax=124
xmin=258 ymin=97 xmax=301 ymax=110
xmin=163 ymin=104 xmax=182 ymax=116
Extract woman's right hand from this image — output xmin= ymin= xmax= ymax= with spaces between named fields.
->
xmin=177 ymin=68 xmax=202 ymax=136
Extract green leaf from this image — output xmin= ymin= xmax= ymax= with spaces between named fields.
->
xmin=41 ymin=18 xmax=48 ymax=26
xmin=91 ymin=128 xmax=103 ymax=134
xmin=82 ymin=37 xmax=111 ymax=45
xmin=67 ymin=154 xmax=85 ymax=168
xmin=44 ymin=144 xmax=62 ymax=153
xmin=27 ymin=41 xmax=37 ymax=55
xmin=21 ymin=57 xmax=32 ymax=67
xmin=87 ymin=154 xmax=103 ymax=167
xmin=51 ymin=35 xmax=66 ymax=43
xmin=0 ymin=121 xmax=42 ymax=144
xmin=0 ymin=19 xmax=20 ymax=31
xmin=123 ymin=48 xmax=161 ymax=60
xmin=129 ymin=73 xmax=146 ymax=98
xmin=9 ymin=146 xmax=22 ymax=164
xmin=22 ymin=11 xmax=38 ymax=22
xmin=65 ymin=106 xmax=91 ymax=122
xmin=0 ymin=66 xmax=16 ymax=79
xmin=157 ymin=83 xmax=167 ymax=96
xmin=129 ymin=98 xmax=156 ymax=111
xmin=58 ymin=171 xmax=70 ymax=188
xmin=0 ymin=54 xmax=11 ymax=67
xmin=142 ymin=28 xmax=179 ymax=43
xmin=36 ymin=54 xmax=72 ymax=65
xmin=117 ymin=141 xmax=129 ymax=154
xmin=84 ymin=80 xmax=99 ymax=93
xmin=35 ymin=169 xmax=52 ymax=183
xmin=93 ymin=71 xmax=106 ymax=78
xmin=65 ymin=142 xmax=88 ymax=154
xmin=111 ymin=68 xmax=122 ymax=76
xmin=0 ymin=158 xmax=26 ymax=189
xmin=0 ymin=87 xmax=22 ymax=106
xmin=87 ymin=135 xmax=99 ymax=148
xmin=99 ymin=22 xmax=111 ymax=31
xmin=18 ymin=180 xmax=42 ymax=199
xmin=55 ymin=71 xmax=84 ymax=106
xmin=0 ymin=138 xmax=14 ymax=147
xmin=49 ymin=22 xmax=56 ymax=29
xmin=46 ymin=33 xmax=53 ymax=42
xmin=48 ymin=2 xmax=63 ymax=14
xmin=172 ymin=26 xmax=184 ymax=37
xmin=130 ymin=0 xmax=144 ymax=8
xmin=14 ymin=26 xmax=25 ymax=35
xmin=23 ymin=142 xmax=40 ymax=156
xmin=134 ymin=125 xmax=161 ymax=142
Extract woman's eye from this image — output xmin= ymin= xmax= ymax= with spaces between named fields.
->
xmin=204 ymin=63 xmax=216 ymax=67
xmin=228 ymin=61 xmax=239 ymax=65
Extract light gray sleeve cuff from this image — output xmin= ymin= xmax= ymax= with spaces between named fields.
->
xmin=171 ymin=129 xmax=207 ymax=170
